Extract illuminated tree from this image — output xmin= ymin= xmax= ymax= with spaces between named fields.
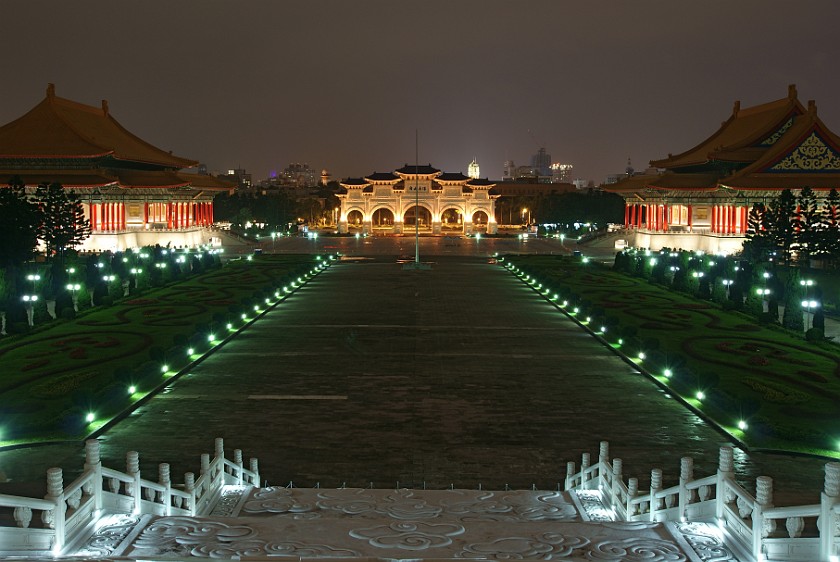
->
xmin=34 ymin=182 xmax=91 ymax=263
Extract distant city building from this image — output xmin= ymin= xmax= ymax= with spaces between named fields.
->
xmin=550 ymin=163 xmax=573 ymax=183
xmin=321 ymin=168 xmax=331 ymax=186
xmin=530 ymin=147 xmax=552 ymax=177
xmin=220 ymin=168 xmax=252 ymax=191
xmin=503 ymin=149 xmax=570 ymax=183
xmin=468 ymin=159 xmax=480 ymax=179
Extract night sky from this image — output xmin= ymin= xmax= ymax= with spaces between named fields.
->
xmin=2 ymin=0 xmax=839 ymax=184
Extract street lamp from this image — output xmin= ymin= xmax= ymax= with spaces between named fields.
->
xmin=130 ymin=268 xmax=142 ymax=289
xmin=271 ymin=231 xmax=277 ymax=252
xmin=801 ymin=299 xmax=819 ymax=330
xmin=22 ymin=294 xmax=38 ymax=326
xmin=26 ymin=273 xmax=40 ymax=293
xmin=722 ymin=279 xmax=733 ymax=298
xmin=66 ymin=283 xmax=81 ymax=311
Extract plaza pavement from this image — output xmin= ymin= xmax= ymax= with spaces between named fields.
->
xmin=0 ymin=238 xmax=830 ymax=507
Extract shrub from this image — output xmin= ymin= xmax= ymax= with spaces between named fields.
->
xmin=805 ymin=327 xmax=825 ymax=343
xmin=60 ymin=307 xmax=76 ymax=320
xmin=101 ymin=295 xmax=114 ymax=307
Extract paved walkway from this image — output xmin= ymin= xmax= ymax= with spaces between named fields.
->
xmin=0 ymin=253 xmax=829 ymax=506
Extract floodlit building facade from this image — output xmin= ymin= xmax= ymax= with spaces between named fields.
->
xmin=606 ymin=85 xmax=840 ymax=253
xmin=0 ymin=84 xmax=233 ymax=252
xmin=337 ymin=165 xmax=499 ymax=235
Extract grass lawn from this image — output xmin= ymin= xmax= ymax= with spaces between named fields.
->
xmin=504 ymin=254 xmax=840 ymax=459
xmin=0 ymin=254 xmax=330 ymax=446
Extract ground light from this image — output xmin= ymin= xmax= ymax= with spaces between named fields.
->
xmin=207 ymin=334 xmax=215 ymax=342
xmin=696 ymin=391 xmax=705 ymax=401
xmin=187 ymin=348 xmax=195 ymax=355
xmin=161 ymin=364 xmax=168 ymax=373
xmin=226 ymin=323 xmax=233 ymax=330
xmin=637 ymin=352 xmax=645 ymax=361
xmin=128 ymin=385 xmax=136 ymax=394
xmin=85 ymin=413 xmax=95 ymax=423
xmin=738 ymin=420 xmax=748 ymax=430
xmin=663 ymin=369 xmax=672 ymax=378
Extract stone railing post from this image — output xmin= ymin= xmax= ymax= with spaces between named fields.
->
xmin=627 ymin=477 xmax=639 ymax=518
xmin=159 ymin=464 xmax=171 ymax=515
xmin=611 ymin=458 xmax=623 ymax=511
xmin=200 ymin=453 xmax=210 ymax=477
xmin=753 ymin=476 xmax=774 ymax=559
xmin=84 ymin=439 xmax=103 ymax=511
xmin=599 ymin=441 xmax=610 ymax=490
xmin=581 ymin=453 xmax=591 ymax=489
xmin=819 ymin=463 xmax=840 ymax=560
xmin=679 ymin=456 xmax=693 ymax=521
xmin=184 ymin=472 xmax=196 ymax=515
xmin=249 ymin=458 xmax=260 ymax=487
xmin=565 ymin=461 xmax=576 ymax=491
xmin=234 ymin=449 xmax=244 ymax=485
xmin=649 ymin=468 xmax=662 ymax=521
xmin=126 ymin=451 xmax=141 ymax=514
xmin=716 ymin=446 xmax=734 ymax=520
xmin=44 ymin=467 xmax=66 ymax=553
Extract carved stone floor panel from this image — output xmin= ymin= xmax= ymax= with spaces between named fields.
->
xmin=72 ymin=488 xmax=743 ymax=561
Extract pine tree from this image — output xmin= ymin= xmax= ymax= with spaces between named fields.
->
xmin=0 ymin=176 xmax=40 ymax=267
xmin=795 ymin=186 xmax=819 ymax=264
xmin=34 ymin=182 xmax=91 ymax=262
xmin=770 ymin=189 xmax=797 ymax=265
xmin=820 ymin=188 xmax=840 ymax=267
xmin=744 ymin=202 xmax=774 ymax=261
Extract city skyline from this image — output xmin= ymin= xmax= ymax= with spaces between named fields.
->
xmin=2 ymin=0 xmax=838 ymax=184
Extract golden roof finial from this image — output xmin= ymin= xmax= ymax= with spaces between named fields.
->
xmin=46 ymin=83 xmax=55 ymax=98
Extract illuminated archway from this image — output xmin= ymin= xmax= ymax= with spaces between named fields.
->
xmin=372 ymin=208 xmax=395 ymax=228
xmin=347 ymin=210 xmax=364 ymax=227
xmin=472 ymin=210 xmax=489 ymax=225
xmin=441 ymin=208 xmax=463 ymax=232
xmin=403 ymin=205 xmax=432 ymax=230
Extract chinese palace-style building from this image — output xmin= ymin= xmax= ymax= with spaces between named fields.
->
xmin=0 ymin=84 xmax=233 ymax=252
xmin=338 ymin=165 xmax=499 ymax=235
xmin=606 ymin=85 xmax=840 ymax=253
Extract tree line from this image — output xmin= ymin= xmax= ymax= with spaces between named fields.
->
xmin=744 ymin=187 xmax=840 ymax=267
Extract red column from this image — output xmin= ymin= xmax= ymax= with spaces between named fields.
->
xmin=166 ymin=202 xmax=172 ymax=229
xmin=741 ymin=206 xmax=748 ymax=233
xmin=711 ymin=206 xmax=717 ymax=233
xmin=687 ymin=205 xmax=693 ymax=230
xmin=664 ymin=205 xmax=670 ymax=231
xmin=121 ymin=203 xmax=126 ymax=230
xmin=209 ymin=202 xmax=213 ymax=224
xmin=729 ymin=206 xmax=735 ymax=234
xmin=91 ymin=204 xmax=98 ymax=232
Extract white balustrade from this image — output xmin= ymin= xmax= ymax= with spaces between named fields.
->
xmin=564 ymin=442 xmax=840 ymax=561
xmin=0 ymin=437 xmax=259 ymax=556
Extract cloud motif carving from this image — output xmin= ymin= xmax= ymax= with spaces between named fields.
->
xmin=459 ymin=532 xmax=590 ymax=559
xmin=586 ymin=537 xmax=686 ymax=561
xmin=350 ymin=521 xmax=465 ymax=550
